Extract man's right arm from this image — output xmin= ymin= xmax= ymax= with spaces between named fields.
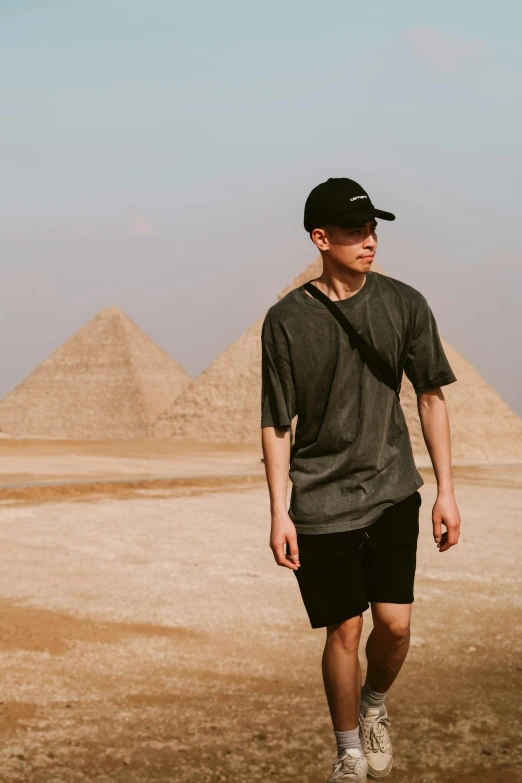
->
xmin=261 ymin=425 xmax=300 ymax=571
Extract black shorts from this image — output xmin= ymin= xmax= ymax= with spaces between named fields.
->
xmin=289 ymin=490 xmax=422 ymax=629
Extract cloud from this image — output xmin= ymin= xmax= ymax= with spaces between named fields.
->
xmin=127 ymin=211 xmax=159 ymax=238
xmin=403 ymin=26 xmax=488 ymax=76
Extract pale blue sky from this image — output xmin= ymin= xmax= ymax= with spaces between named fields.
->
xmin=1 ymin=1 xmax=521 ymax=415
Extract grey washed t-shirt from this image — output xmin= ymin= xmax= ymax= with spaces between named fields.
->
xmin=260 ymin=270 xmax=457 ymax=535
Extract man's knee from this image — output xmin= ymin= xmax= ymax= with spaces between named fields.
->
xmin=326 ymin=613 xmax=364 ymax=653
xmin=375 ymin=616 xmax=410 ymax=644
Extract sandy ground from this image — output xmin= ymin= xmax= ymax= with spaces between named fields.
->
xmin=0 ymin=441 xmax=520 ymax=782
xmin=0 ymin=439 xmax=264 ymax=487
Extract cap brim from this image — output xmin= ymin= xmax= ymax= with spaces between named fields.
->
xmin=374 ymin=208 xmax=395 ymax=221
xmin=329 ymin=207 xmax=395 ymax=229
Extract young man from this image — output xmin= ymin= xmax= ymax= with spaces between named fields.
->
xmin=260 ymin=177 xmax=461 ymax=782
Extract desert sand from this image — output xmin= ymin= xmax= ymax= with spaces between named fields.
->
xmin=0 ymin=438 xmax=520 ymax=783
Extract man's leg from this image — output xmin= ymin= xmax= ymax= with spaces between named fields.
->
xmin=361 ymin=491 xmax=420 ymax=710
xmin=358 ymin=492 xmax=421 ymax=778
xmin=354 ymin=603 xmax=412 ymax=780
xmin=365 ymin=602 xmax=412 ymax=694
xmin=322 ymin=613 xmax=364 ymax=731
xmin=291 ymin=529 xmax=370 ymax=776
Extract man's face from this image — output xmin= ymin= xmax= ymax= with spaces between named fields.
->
xmin=311 ymin=220 xmax=378 ymax=272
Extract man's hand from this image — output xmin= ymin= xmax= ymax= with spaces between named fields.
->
xmin=270 ymin=512 xmax=300 ymax=570
xmin=432 ymin=491 xmax=461 ymax=552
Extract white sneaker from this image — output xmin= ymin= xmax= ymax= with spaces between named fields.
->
xmin=326 ymin=747 xmax=368 ymax=782
xmin=358 ymin=706 xmax=393 ymax=780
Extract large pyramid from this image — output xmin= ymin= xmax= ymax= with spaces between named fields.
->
xmin=154 ymin=260 xmax=522 ymax=461
xmin=0 ymin=307 xmax=191 ymax=439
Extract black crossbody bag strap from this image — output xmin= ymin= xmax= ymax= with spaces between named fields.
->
xmin=302 ymin=281 xmax=402 ymax=401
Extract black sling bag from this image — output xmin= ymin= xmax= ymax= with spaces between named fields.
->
xmin=302 ymin=281 xmax=403 ymax=401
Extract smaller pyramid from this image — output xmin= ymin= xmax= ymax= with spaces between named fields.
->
xmin=152 ymin=258 xmax=387 ymax=443
xmin=153 ymin=317 xmax=263 ymax=442
xmin=0 ymin=307 xmax=191 ymax=439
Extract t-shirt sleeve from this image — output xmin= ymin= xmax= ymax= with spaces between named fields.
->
xmin=403 ymin=297 xmax=457 ymax=394
xmin=260 ymin=337 xmax=296 ymax=430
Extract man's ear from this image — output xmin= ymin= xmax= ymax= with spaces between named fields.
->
xmin=311 ymin=227 xmax=330 ymax=251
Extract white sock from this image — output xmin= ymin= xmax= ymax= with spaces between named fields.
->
xmin=334 ymin=726 xmax=362 ymax=758
xmin=360 ymin=681 xmax=387 ymax=716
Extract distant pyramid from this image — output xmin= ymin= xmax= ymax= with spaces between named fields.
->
xmin=154 ymin=316 xmax=264 ymax=442
xmin=0 ymin=307 xmax=191 ymax=439
xmin=154 ymin=260 xmax=522 ymax=460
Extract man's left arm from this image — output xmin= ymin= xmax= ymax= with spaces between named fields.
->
xmin=417 ymin=388 xmax=461 ymax=553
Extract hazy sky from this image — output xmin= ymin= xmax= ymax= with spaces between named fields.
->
xmin=1 ymin=1 xmax=521 ymax=416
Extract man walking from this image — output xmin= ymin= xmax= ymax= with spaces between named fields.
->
xmin=260 ymin=177 xmax=461 ymax=781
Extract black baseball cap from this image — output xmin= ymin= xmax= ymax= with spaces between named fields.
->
xmin=304 ymin=177 xmax=395 ymax=233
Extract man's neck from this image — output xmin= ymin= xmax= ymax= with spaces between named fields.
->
xmin=305 ymin=271 xmax=367 ymax=302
